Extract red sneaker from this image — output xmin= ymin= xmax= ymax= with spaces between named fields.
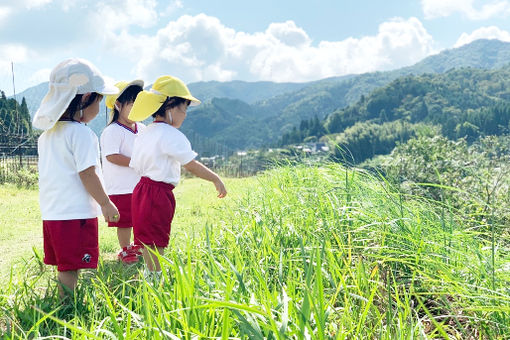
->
xmin=128 ymin=243 xmax=143 ymax=256
xmin=118 ymin=247 xmax=139 ymax=264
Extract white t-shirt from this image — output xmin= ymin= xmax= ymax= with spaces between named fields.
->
xmin=100 ymin=122 xmax=145 ymax=195
xmin=130 ymin=122 xmax=197 ymax=186
xmin=38 ymin=121 xmax=102 ymax=220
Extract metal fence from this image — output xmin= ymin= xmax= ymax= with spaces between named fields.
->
xmin=0 ymin=154 xmax=38 ymax=186
xmin=0 ymin=140 xmax=38 ymax=187
xmin=0 ymin=139 xmax=268 ymax=188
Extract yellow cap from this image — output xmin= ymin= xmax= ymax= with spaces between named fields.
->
xmin=105 ymin=80 xmax=144 ymax=124
xmin=128 ymin=75 xmax=200 ymax=122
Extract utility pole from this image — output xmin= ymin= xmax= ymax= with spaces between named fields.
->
xmin=11 ymin=62 xmax=20 ymax=136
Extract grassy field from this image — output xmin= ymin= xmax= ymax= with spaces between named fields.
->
xmin=0 ymin=177 xmax=250 ymax=277
xmin=1 ymin=164 xmax=509 ymax=338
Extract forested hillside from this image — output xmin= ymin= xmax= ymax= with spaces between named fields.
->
xmin=282 ymin=66 xmax=510 ymax=163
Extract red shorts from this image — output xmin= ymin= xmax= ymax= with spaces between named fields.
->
xmin=43 ymin=218 xmax=99 ymax=271
xmin=132 ymin=177 xmax=175 ymax=248
xmin=108 ymin=194 xmax=133 ymax=228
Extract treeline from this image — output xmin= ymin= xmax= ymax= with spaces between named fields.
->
xmin=279 ymin=67 xmax=510 ymax=163
xmin=279 ymin=115 xmax=326 ymax=146
xmin=0 ymin=91 xmax=33 ymax=142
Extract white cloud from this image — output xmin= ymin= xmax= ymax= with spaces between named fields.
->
xmin=162 ymin=0 xmax=183 ymax=17
xmin=92 ymin=0 xmax=159 ymax=32
xmin=0 ymin=7 xmax=11 ymax=22
xmin=0 ymin=44 xmax=30 ymax=79
xmin=27 ymin=67 xmax=51 ymax=85
xmin=2 ymin=0 xmax=54 ymax=10
xmin=108 ymin=15 xmax=436 ymax=83
xmin=422 ymin=0 xmax=510 ymax=20
xmin=0 ymin=8 xmax=441 ymax=92
xmin=266 ymin=21 xmax=311 ymax=47
xmin=0 ymin=44 xmax=30 ymax=64
xmin=455 ymin=26 xmax=510 ymax=47
xmin=24 ymin=0 xmax=53 ymax=9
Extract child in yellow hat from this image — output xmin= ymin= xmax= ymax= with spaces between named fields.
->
xmin=128 ymin=75 xmax=227 ymax=279
xmin=100 ymin=80 xmax=145 ymax=264
xmin=32 ymin=58 xmax=120 ymax=297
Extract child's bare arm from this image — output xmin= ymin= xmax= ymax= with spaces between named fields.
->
xmin=79 ymin=166 xmax=120 ymax=221
xmin=106 ymin=154 xmax=131 ymax=167
xmin=183 ymin=160 xmax=227 ymax=198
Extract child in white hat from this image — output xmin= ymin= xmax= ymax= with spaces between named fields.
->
xmin=100 ymin=80 xmax=145 ymax=264
xmin=32 ymin=58 xmax=120 ymax=297
xmin=128 ymin=75 xmax=227 ymax=279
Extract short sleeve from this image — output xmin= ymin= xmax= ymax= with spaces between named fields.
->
xmin=71 ymin=126 xmax=100 ymax=172
xmin=100 ymin=125 xmax=122 ymax=157
xmin=163 ymin=130 xmax=197 ymax=165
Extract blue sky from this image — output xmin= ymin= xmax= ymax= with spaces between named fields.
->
xmin=1 ymin=0 xmax=510 ymax=96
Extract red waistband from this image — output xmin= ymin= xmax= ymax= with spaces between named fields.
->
xmin=140 ymin=177 xmax=175 ymax=190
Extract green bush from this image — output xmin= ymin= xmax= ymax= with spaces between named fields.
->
xmin=368 ymin=134 xmax=510 ymax=232
xmin=0 ymin=165 xmax=38 ymax=188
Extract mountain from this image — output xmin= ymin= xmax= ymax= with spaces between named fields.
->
xmin=285 ymin=66 xmax=510 ymax=164
xmin=254 ymin=39 xmax=510 ymax=126
xmin=403 ymin=39 xmax=510 ymax=74
xmin=182 ymin=39 xmax=510 ymax=150
xmin=11 ymin=82 xmax=48 ymax=116
xmin=187 ymin=80 xmax=310 ymax=104
xmin=8 ymin=39 xmax=510 ymax=152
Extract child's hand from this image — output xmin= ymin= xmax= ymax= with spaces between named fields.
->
xmin=101 ymin=201 xmax=120 ymax=223
xmin=214 ymin=179 xmax=227 ymax=198
xmin=182 ymin=160 xmax=227 ymax=198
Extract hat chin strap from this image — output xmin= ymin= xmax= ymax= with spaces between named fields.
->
xmin=168 ymin=111 xmax=173 ymax=124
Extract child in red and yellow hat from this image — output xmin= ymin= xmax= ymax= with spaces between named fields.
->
xmin=128 ymin=75 xmax=227 ymax=280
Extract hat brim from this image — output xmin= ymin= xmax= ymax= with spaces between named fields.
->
xmin=97 ymin=82 xmax=120 ymax=95
xmin=106 ymin=80 xmax=145 ymax=109
xmin=128 ymin=91 xmax=167 ymax=122
xmin=187 ymin=96 xmax=201 ymax=106
xmin=116 ymin=80 xmax=144 ymax=100
xmin=128 ymin=91 xmax=201 ymax=122
xmin=32 ymin=86 xmax=78 ymax=130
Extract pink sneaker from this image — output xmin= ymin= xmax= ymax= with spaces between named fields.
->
xmin=118 ymin=247 xmax=139 ymax=264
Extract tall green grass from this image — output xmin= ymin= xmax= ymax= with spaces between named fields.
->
xmin=1 ymin=164 xmax=509 ymax=338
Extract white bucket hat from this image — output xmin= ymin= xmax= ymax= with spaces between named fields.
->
xmin=32 ymin=58 xmax=119 ymax=130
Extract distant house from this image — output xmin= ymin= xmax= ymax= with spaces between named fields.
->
xmin=200 ymin=155 xmax=223 ymax=167
xmin=294 ymin=142 xmax=329 ymax=154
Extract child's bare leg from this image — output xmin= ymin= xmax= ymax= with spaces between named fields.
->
xmin=117 ymin=227 xmax=132 ymax=248
xmin=142 ymin=246 xmax=165 ymax=271
xmin=57 ymin=270 xmax=78 ymax=298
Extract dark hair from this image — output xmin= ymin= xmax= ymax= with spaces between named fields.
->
xmin=61 ymin=92 xmax=102 ymax=121
xmin=152 ymin=97 xmax=191 ymax=119
xmin=109 ymin=85 xmax=143 ymax=124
